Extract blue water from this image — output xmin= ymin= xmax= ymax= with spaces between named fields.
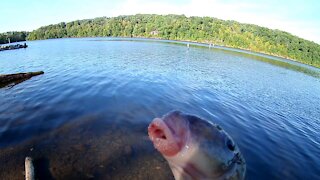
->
xmin=0 ymin=38 xmax=319 ymax=179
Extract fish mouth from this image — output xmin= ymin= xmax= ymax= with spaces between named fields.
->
xmin=148 ymin=118 xmax=182 ymax=157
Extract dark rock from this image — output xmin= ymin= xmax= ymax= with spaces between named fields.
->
xmin=0 ymin=71 xmax=44 ymax=88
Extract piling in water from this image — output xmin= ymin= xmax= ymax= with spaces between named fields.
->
xmin=25 ymin=157 xmax=35 ymax=180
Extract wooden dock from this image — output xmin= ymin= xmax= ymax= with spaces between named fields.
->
xmin=0 ymin=43 xmax=28 ymax=51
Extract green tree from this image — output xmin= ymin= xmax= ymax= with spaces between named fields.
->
xmin=25 ymin=14 xmax=320 ymax=68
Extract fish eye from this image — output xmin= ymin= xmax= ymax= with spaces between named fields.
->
xmin=226 ymin=139 xmax=235 ymax=151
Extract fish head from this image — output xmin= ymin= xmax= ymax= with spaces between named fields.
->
xmin=148 ymin=111 xmax=246 ymax=180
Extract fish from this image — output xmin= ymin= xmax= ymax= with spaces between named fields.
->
xmin=148 ymin=111 xmax=246 ymax=180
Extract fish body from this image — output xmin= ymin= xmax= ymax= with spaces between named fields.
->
xmin=148 ymin=111 xmax=246 ymax=180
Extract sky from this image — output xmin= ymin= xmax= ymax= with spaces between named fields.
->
xmin=1 ymin=0 xmax=319 ymax=44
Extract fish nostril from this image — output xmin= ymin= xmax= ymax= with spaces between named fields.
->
xmin=227 ymin=140 xmax=235 ymax=151
xmin=216 ymin=125 xmax=222 ymax=131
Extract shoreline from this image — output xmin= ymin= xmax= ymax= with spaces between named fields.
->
xmin=26 ymin=36 xmax=319 ymax=70
xmin=131 ymin=37 xmax=319 ymax=69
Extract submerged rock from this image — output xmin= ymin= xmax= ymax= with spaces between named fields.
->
xmin=0 ymin=114 xmax=174 ymax=180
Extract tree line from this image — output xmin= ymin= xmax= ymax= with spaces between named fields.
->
xmin=17 ymin=14 xmax=320 ymax=68
xmin=0 ymin=31 xmax=28 ymax=44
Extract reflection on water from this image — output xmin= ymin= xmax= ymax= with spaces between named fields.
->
xmin=94 ymin=38 xmax=320 ymax=78
xmin=214 ymin=49 xmax=320 ymax=78
xmin=0 ymin=38 xmax=319 ymax=179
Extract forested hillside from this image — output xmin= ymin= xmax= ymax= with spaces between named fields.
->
xmin=0 ymin=32 xmax=28 ymax=44
xmin=27 ymin=14 xmax=320 ymax=68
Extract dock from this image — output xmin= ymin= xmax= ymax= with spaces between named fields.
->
xmin=0 ymin=43 xmax=28 ymax=51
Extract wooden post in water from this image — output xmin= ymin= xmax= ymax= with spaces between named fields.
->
xmin=25 ymin=157 xmax=35 ymax=180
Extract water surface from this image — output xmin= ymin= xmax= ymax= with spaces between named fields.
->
xmin=0 ymin=38 xmax=319 ymax=179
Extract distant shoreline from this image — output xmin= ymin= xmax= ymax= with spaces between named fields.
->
xmin=28 ymin=36 xmax=320 ymax=71
xmin=25 ymin=15 xmax=320 ymax=68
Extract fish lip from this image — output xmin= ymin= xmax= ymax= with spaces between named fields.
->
xmin=148 ymin=118 xmax=181 ymax=157
xmin=148 ymin=118 xmax=175 ymax=142
xmin=161 ymin=110 xmax=183 ymax=134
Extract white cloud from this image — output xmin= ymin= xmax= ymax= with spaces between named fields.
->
xmin=110 ymin=0 xmax=320 ymax=43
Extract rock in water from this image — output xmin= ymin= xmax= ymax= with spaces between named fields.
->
xmin=148 ymin=111 xmax=246 ymax=180
xmin=0 ymin=71 xmax=44 ymax=88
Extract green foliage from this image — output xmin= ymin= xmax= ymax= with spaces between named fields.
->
xmin=26 ymin=14 xmax=320 ymax=68
xmin=0 ymin=31 xmax=28 ymax=44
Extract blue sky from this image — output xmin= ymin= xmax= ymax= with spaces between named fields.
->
xmin=1 ymin=0 xmax=319 ymax=43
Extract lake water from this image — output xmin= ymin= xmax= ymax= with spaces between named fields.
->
xmin=0 ymin=38 xmax=319 ymax=179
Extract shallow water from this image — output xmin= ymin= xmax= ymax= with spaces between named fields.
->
xmin=0 ymin=38 xmax=319 ymax=179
